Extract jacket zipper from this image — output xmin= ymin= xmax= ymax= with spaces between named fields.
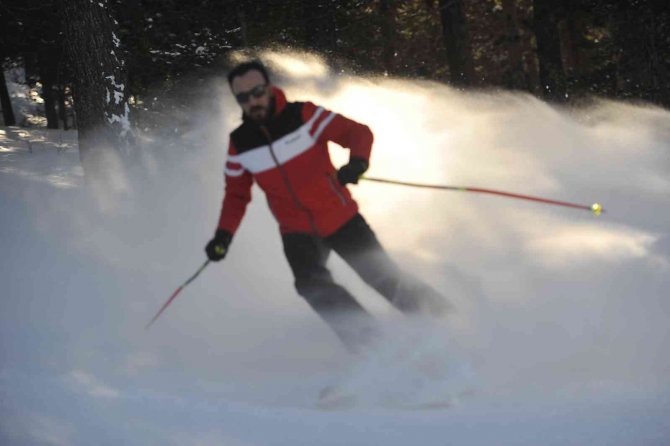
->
xmin=260 ymin=126 xmax=321 ymax=237
xmin=327 ymin=175 xmax=348 ymax=206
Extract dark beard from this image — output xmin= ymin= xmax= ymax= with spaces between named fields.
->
xmin=249 ymin=106 xmax=267 ymax=120
xmin=246 ymin=99 xmax=276 ymax=125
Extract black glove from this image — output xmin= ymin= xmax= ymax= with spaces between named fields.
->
xmin=337 ymin=157 xmax=369 ymax=186
xmin=205 ymin=230 xmax=233 ymax=261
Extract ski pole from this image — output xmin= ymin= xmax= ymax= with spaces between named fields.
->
xmin=145 ymin=259 xmax=211 ymax=329
xmin=360 ymin=176 xmax=604 ymax=215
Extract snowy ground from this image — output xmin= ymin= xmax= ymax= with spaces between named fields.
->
xmin=2 ymin=53 xmax=670 ymax=445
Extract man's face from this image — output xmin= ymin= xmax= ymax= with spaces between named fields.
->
xmin=231 ymin=70 xmax=272 ymax=123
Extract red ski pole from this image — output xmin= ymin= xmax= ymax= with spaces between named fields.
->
xmin=361 ymin=176 xmax=604 ymax=215
xmin=145 ymin=260 xmax=211 ymax=329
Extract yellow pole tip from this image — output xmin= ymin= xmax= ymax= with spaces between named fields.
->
xmin=591 ymin=203 xmax=603 ymax=216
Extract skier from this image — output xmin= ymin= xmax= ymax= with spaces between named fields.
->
xmin=206 ymin=60 xmax=450 ymax=353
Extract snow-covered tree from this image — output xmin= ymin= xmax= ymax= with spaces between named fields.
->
xmin=59 ymin=0 xmax=133 ymax=176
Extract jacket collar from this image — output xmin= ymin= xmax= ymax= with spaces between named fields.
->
xmin=271 ymin=86 xmax=287 ymax=115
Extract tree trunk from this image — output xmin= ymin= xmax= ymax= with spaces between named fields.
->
xmin=379 ymin=0 xmax=398 ymax=75
xmin=237 ymin=3 xmax=249 ymax=48
xmin=0 ymin=68 xmax=17 ymax=126
xmin=501 ymin=0 xmax=528 ymax=90
xmin=58 ymin=85 xmax=68 ymax=130
xmin=533 ymin=0 xmax=567 ymax=101
xmin=39 ymin=47 xmax=60 ymax=129
xmin=58 ymin=0 xmax=132 ymax=175
xmin=42 ymin=79 xmax=60 ymax=129
xmin=438 ymin=0 xmax=475 ymax=87
xmin=557 ymin=1 xmax=577 ymax=74
xmin=303 ymin=1 xmax=338 ymax=54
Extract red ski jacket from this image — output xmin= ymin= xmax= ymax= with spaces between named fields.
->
xmin=217 ymin=87 xmax=373 ymax=237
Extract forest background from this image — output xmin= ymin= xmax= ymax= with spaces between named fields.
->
xmin=1 ymin=0 xmax=668 ymax=136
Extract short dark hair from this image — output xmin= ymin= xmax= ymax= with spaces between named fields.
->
xmin=227 ymin=60 xmax=270 ymax=86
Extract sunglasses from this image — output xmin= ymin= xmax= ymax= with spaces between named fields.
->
xmin=234 ymin=84 xmax=268 ymax=103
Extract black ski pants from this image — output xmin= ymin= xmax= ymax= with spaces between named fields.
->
xmin=282 ymin=213 xmax=449 ymax=353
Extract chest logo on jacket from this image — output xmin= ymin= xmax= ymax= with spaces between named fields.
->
xmin=225 ymin=107 xmax=336 ymax=176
